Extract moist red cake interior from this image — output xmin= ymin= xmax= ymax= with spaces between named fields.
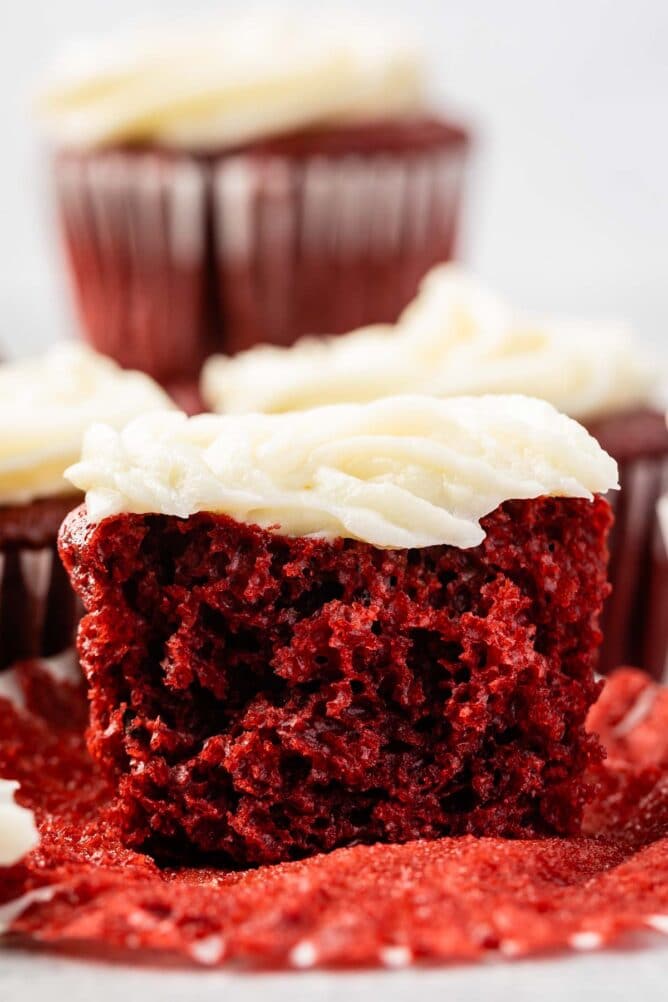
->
xmin=59 ymin=495 xmax=611 ymax=866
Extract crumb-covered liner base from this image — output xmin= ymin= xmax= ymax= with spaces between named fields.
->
xmin=53 ymin=122 xmax=469 ymax=382
xmin=1 ymin=663 xmax=668 ymax=968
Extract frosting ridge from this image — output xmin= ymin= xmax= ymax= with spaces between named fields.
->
xmin=37 ymin=12 xmax=424 ymax=150
xmin=0 ymin=780 xmax=38 ymax=866
xmin=66 ymin=395 xmax=618 ymax=550
xmin=201 ymin=266 xmax=655 ymax=422
xmin=0 ymin=344 xmax=174 ymax=505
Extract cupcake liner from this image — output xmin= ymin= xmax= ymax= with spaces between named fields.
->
xmin=598 ymin=453 xmax=668 ymax=679
xmin=55 ymin=154 xmax=210 ymax=381
xmin=0 ymin=542 xmax=79 ymax=670
xmin=645 ymin=489 xmax=668 ymax=682
xmin=212 ymin=147 xmax=466 ymax=354
xmin=53 ymin=134 xmax=468 ymax=382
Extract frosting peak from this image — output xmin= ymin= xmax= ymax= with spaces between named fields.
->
xmin=36 ymin=12 xmax=424 ymax=150
xmin=0 ymin=344 xmax=174 ymax=505
xmin=66 ymin=395 xmax=618 ymax=550
xmin=0 ymin=780 xmax=38 ymax=866
xmin=201 ymin=265 xmax=655 ymax=422
xmin=659 ymin=495 xmax=668 ymax=547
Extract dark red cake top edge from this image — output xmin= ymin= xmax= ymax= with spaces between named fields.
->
xmin=54 ymin=114 xmax=471 ymax=161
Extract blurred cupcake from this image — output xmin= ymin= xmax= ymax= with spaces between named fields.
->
xmin=0 ymin=343 xmax=172 ymax=669
xmin=587 ymin=409 xmax=668 ymax=678
xmin=36 ymin=12 xmax=470 ymax=388
xmin=202 ymin=264 xmax=668 ymax=677
xmin=645 ymin=493 xmax=668 ymax=681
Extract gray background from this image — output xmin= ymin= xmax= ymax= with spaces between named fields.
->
xmin=1 ymin=0 xmax=667 ymax=356
xmin=2 ymin=938 xmax=667 ymax=1000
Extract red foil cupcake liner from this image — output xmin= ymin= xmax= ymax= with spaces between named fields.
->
xmin=0 ymin=543 xmax=78 ymax=670
xmin=2 ymin=663 xmax=668 ymax=967
xmin=55 ymin=154 xmax=209 ymax=384
xmin=0 ymin=497 xmax=83 ymax=670
xmin=645 ymin=493 xmax=668 ymax=681
xmin=594 ymin=413 xmax=668 ymax=679
xmin=211 ymin=145 xmax=467 ymax=355
xmin=53 ymin=122 xmax=469 ymax=383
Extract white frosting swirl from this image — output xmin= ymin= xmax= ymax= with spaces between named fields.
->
xmin=66 ymin=396 xmax=618 ymax=550
xmin=659 ymin=495 xmax=668 ymax=549
xmin=0 ymin=344 xmax=174 ymax=506
xmin=37 ymin=12 xmax=423 ymax=150
xmin=202 ymin=266 xmax=654 ymax=422
xmin=0 ymin=781 xmax=38 ymax=867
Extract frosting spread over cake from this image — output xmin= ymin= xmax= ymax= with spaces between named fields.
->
xmin=36 ymin=13 xmax=423 ymax=150
xmin=0 ymin=344 xmax=173 ymax=506
xmin=66 ymin=395 xmax=618 ymax=549
xmin=202 ymin=266 xmax=654 ymax=422
xmin=0 ymin=780 xmax=38 ymax=866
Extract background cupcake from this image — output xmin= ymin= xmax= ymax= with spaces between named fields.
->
xmin=0 ymin=343 xmax=172 ymax=669
xmin=644 ymin=492 xmax=668 ymax=681
xmin=36 ymin=12 xmax=470 ymax=390
xmin=201 ymin=264 xmax=668 ymax=679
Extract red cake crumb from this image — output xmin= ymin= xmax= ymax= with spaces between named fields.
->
xmin=58 ymin=496 xmax=611 ymax=865
xmin=583 ymin=668 xmax=668 ymax=846
xmin=1 ymin=663 xmax=668 ymax=968
xmin=587 ymin=667 xmax=668 ymax=768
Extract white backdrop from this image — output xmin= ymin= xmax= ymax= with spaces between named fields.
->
xmin=1 ymin=0 xmax=667 ymax=355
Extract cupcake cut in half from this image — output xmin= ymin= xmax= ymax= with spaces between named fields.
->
xmin=203 ymin=265 xmax=668 ymax=678
xmin=36 ymin=12 xmax=470 ymax=388
xmin=0 ymin=343 xmax=173 ymax=669
xmin=60 ymin=395 xmax=617 ymax=866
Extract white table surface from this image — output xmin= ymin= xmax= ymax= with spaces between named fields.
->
xmin=2 ymin=939 xmax=667 ymax=1002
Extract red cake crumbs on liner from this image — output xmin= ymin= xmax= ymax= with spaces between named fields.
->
xmin=1 ymin=662 xmax=668 ymax=968
xmin=58 ymin=497 xmax=610 ymax=865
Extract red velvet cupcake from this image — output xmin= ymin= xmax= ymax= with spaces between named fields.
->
xmin=0 ymin=344 xmax=173 ymax=669
xmin=37 ymin=14 xmax=470 ymax=387
xmin=588 ymin=410 xmax=668 ymax=677
xmin=645 ymin=493 xmax=668 ymax=680
xmin=60 ymin=396 xmax=617 ymax=864
xmin=203 ymin=266 xmax=668 ymax=678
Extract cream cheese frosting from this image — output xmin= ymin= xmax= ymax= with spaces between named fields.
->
xmin=36 ymin=12 xmax=424 ymax=150
xmin=66 ymin=395 xmax=618 ymax=550
xmin=0 ymin=781 xmax=38 ymax=867
xmin=0 ymin=344 xmax=173 ymax=506
xmin=201 ymin=266 xmax=655 ymax=422
xmin=659 ymin=494 xmax=668 ymax=548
